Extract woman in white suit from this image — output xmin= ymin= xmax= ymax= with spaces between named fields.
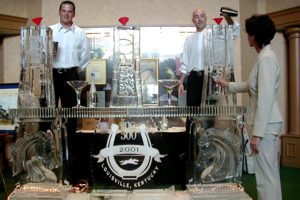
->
xmin=217 ymin=15 xmax=283 ymax=200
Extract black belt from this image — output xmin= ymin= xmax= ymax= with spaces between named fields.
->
xmin=53 ymin=67 xmax=78 ymax=74
xmin=190 ymin=70 xmax=204 ymax=76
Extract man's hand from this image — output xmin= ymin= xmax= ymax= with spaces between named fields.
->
xmin=178 ymin=73 xmax=186 ymax=96
xmin=178 ymin=82 xmax=185 ymax=96
xmin=223 ymin=15 xmax=234 ymax=25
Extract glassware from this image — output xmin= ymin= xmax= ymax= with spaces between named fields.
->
xmin=158 ymin=79 xmax=179 ymax=106
xmin=67 ymin=81 xmax=88 ymax=108
xmin=88 ymin=72 xmax=98 ymax=107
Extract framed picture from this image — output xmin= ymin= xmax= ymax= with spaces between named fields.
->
xmin=0 ymin=83 xmax=19 ymax=133
xmin=140 ymin=58 xmax=159 ymax=106
xmin=86 ymin=59 xmax=107 ymax=84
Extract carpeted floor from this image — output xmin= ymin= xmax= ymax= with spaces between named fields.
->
xmin=242 ymin=166 xmax=300 ymax=200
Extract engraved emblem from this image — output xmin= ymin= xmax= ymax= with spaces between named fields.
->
xmin=92 ymin=123 xmax=166 ymax=189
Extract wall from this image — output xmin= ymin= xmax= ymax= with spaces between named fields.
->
xmin=0 ymin=0 xmax=42 ymax=83
xmin=238 ymin=0 xmax=258 ymax=106
xmin=0 ymin=0 xmax=27 ymax=83
xmin=0 ymin=0 xmax=27 ymax=17
xmin=42 ymin=0 xmax=240 ymax=27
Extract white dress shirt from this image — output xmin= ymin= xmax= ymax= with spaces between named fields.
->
xmin=50 ymin=23 xmax=91 ymax=69
xmin=180 ymin=31 xmax=205 ymax=73
xmin=180 ymin=21 xmax=240 ymax=74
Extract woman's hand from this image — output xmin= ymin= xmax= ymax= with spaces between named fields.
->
xmin=215 ymin=79 xmax=229 ymax=87
xmin=250 ymin=136 xmax=261 ymax=154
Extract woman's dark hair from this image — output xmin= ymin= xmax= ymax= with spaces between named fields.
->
xmin=59 ymin=1 xmax=75 ymax=12
xmin=245 ymin=15 xmax=276 ymax=48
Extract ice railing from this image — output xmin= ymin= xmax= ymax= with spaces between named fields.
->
xmin=9 ymin=106 xmax=246 ymax=119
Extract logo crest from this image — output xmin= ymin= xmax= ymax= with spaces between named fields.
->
xmin=92 ymin=123 xmax=166 ymax=189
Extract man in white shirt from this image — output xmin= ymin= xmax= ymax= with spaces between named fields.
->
xmin=50 ymin=0 xmax=90 ymax=183
xmin=50 ymin=0 xmax=90 ymax=108
xmin=178 ymin=8 xmax=239 ymax=106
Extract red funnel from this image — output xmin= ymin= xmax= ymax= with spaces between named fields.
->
xmin=32 ymin=17 xmax=43 ymax=26
xmin=213 ymin=17 xmax=223 ymax=25
xmin=119 ymin=17 xmax=129 ymax=26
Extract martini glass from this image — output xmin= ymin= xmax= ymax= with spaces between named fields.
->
xmin=158 ymin=79 xmax=180 ymax=106
xmin=67 ymin=80 xmax=88 ymax=108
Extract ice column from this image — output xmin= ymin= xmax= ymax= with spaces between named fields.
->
xmin=18 ymin=26 xmax=55 ymax=108
xmin=202 ymin=25 xmax=236 ymax=106
xmin=110 ymin=25 xmax=142 ymax=107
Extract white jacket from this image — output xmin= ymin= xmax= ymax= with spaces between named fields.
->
xmin=229 ymin=45 xmax=283 ymax=137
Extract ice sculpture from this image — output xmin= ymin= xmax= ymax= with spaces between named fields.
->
xmin=18 ymin=25 xmax=55 ymax=108
xmin=110 ymin=18 xmax=142 ymax=107
xmin=202 ymin=25 xmax=236 ymax=105
xmin=187 ymin=24 xmax=243 ymax=186
xmin=11 ymin=130 xmax=59 ymax=183
xmin=194 ymin=127 xmax=242 ymax=184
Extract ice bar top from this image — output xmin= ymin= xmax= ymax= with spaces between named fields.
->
xmin=8 ymin=106 xmax=246 ymax=119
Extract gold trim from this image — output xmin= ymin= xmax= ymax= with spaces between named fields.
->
xmin=285 ymin=27 xmax=300 ymax=40
xmin=267 ymin=6 xmax=300 ymax=31
xmin=0 ymin=14 xmax=27 ymax=35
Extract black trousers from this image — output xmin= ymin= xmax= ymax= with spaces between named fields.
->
xmin=186 ymin=71 xmax=204 ymax=106
xmin=186 ymin=70 xmax=204 ymax=159
xmin=53 ymin=67 xmax=79 ymax=108
xmin=183 ymin=71 xmax=204 ymax=188
xmin=53 ymin=67 xmax=79 ymax=182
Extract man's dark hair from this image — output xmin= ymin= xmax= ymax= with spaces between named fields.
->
xmin=245 ymin=14 xmax=276 ymax=48
xmin=59 ymin=1 xmax=75 ymax=12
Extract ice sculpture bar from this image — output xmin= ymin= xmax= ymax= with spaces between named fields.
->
xmin=8 ymin=21 xmax=250 ymax=199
